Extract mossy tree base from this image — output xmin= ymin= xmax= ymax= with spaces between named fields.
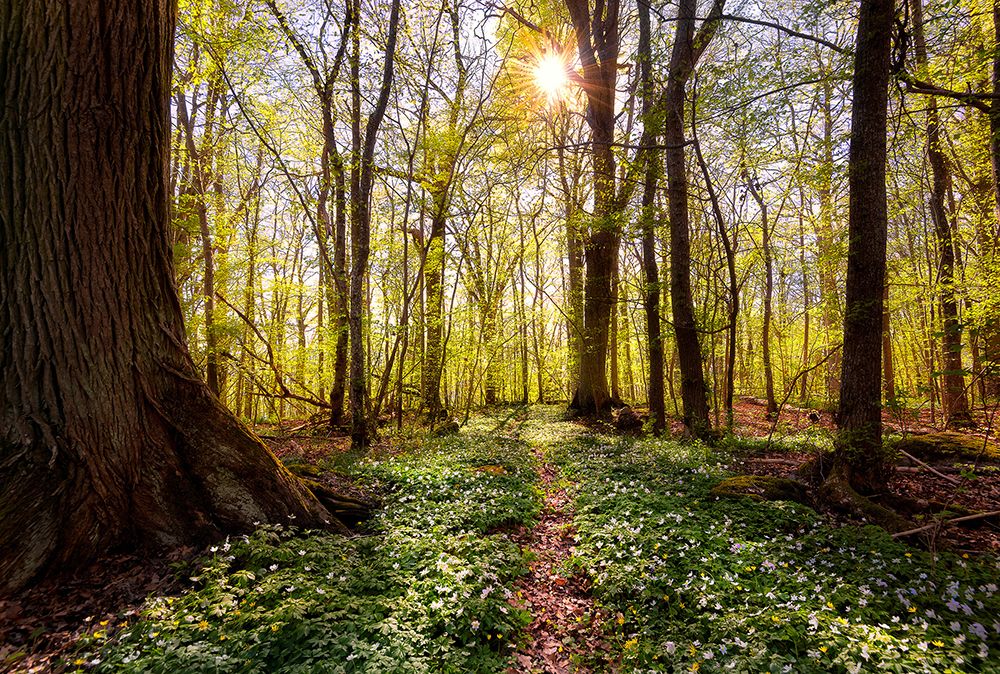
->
xmin=816 ymin=466 xmax=912 ymax=533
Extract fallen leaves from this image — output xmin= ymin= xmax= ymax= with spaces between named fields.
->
xmin=507 ymin=451 xmax=611 ymax=673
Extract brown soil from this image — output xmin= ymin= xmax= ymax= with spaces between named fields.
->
xmin=507 ymin=455 xmax=612 ymax=674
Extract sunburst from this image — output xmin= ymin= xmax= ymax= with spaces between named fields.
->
xmin=533 ymin=51 xmax=570 ymax=100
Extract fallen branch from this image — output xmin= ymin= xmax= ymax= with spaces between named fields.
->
xmin=740 ymin=458 xmax=800 ymax=466
xmin=896 ymin=466 xmax=961 ymax=475
xmin=892 ymin=510 xmax=1000 ymax=539
xmin=896 ymin=449 xmax=961 ymax=485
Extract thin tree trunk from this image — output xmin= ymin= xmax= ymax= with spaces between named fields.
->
xmin=692 ymin=110 xmax=735 ymax=429
xmin=799 ymin=203 xmax=811 ymax=403
xmin=747 ymin=177 xmax=777 ymax=418
xmin=817 ymin=71 xmax=842 ymax=406
xmin=882 ymin=282 xmax=896 ymax=402
xmin=637 ymin=0 xmax=665 ymax=433
xmin=911 ymin=0 xmax=973 ymax=426
xmin=349 ymin=0 xmax=402 ymax=448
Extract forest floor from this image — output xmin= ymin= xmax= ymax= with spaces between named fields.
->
xmin=507 ymin=442 xmax=610 ymax=673
xmin=2 ymin=405 xmax=999 ymax=673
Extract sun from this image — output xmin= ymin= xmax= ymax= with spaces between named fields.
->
xmin=533 ymin=52 xmax=568 ymax=99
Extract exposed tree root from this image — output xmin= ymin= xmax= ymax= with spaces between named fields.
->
xmin=816 ymin=466 xmax=912 ymax=533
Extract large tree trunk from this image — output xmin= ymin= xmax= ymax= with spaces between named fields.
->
xmin=663 ymin=0 xmax=724 ymax=438
xmin=827 ymin=0 xmax=896 ymax=498
xmin=565 ymin=0 xmax=621 ymax=414
xmin=0 ymin=0 xmax=339 ymax=594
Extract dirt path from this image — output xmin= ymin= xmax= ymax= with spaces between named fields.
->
xmin=507 ymin=446 xmax=609 ymax=674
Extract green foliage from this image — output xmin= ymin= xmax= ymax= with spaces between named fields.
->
xmin=73 ymin=424 xmax=540 ymax=673
xmin=549 ymin=426 xmax=1000 ymax=673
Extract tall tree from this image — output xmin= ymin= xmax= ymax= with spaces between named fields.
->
xmin=823 ymin=0 xmax=900 ymax=511
xmin=664 ymin=0 xmax=725 ymax=438
xmin=0 ymin=0 xmax=347 ymax=594
xmin=421 ymin=0 xmax=469 ymax=421
xmin=910 ymin=0 xmax=973 ymax=427
xmin=263 ymin=0 xmax=353 ymax=429
xmin=565 ymin=0 xmax=624 ymax=413
xmin=746 ymin=174 xmax=778 ymax=418
xmin=638 ymin=0 xmax=666 ymax=433
xmin=349 ymin=0 xmax=403 ymax=447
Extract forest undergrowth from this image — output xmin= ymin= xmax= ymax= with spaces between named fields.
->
xmin=49 ymin=407 xmax=1000 ymax=673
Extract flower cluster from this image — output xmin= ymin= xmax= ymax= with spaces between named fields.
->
xmin=71 ymin=417 xmax=541 ymax=673
xmin=552 ymin=427 xmax=1000 ymax=673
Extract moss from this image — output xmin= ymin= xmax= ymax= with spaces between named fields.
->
xmin=432 ymin=419 xmax=460 ymax=437
xmin=282 ymin=459 xmax=322 ymax=478
xmin=892 ymin=432 xmax=1000 ymax=464
xmin=710 ymin=475 xmax=811 ymax=506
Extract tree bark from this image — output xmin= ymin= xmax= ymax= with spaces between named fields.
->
xmin=882 ymin=282 xmax=896 ymax=402
xmin=564 ymin=0 xmax=621 ymax=414
xmin=663 ymin=0 xmax=724 ymax=438
xmin=816 ymin=71 xmax=842 ymax=406
xmin=982 ymin=0 xmax=1000 ymax=400
xmin=747 ymin=176 xmax=777 ymax=418
xmin=797 ymin=200 xmax=812 ymax=403
xmin=349 ymin=0 xmax=402 ymax=448
xmin=911 ymin=0 xmax=972 ymax=426
xmin=0 ymin=0 xmax=336 ymax=594
xmin=420 ymin=1 xmax=467 ymax=421
xmin=830 ymin=0 xmax=895 ymax=496
xmin=558 ymin=139 xmax=585 ymax=398
xmin=637 ymin=0 xmax=664 ymax=434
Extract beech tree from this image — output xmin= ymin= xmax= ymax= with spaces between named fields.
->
xmin=349 ymin=0 xmax=402 ymax=447
xmin=638 ymin=0 xmax=667 ymax=434
xmin=0 ymin=0 xmax=351 ymax=594
xmin=564 ymin=0 xmax=625 ymax=414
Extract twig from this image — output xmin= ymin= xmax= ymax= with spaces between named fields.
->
xmin=896 ymin=449 xmax=961 ymax=485
xmin=765 ymin=344 xmax=843 ymax=451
